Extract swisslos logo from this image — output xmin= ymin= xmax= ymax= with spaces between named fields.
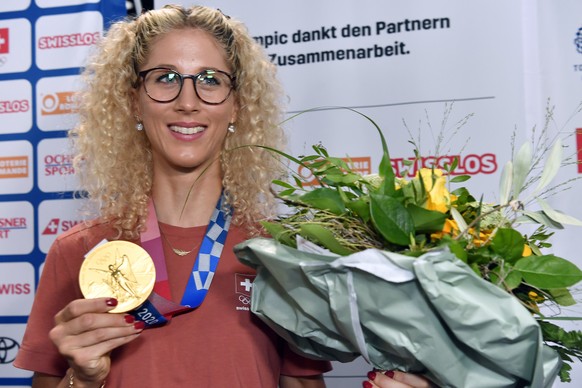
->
xmin=0 ymin=28 xmax=9 ymax=54
xmin=38 ymin=31 xmax=100 ymax=50
xmin=35 ymin=12 xmax=103 ymax=70
xmin=0 ymin=99 xmax=30 ymax=114
xmin=42 ymin=218 xmax=80 ymax=235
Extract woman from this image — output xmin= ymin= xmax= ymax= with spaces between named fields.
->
xmin=14 ymin=5 xmax=330 ymax=387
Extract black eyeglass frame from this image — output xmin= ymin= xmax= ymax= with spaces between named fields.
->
xmin=138 ymin=67 xmax=236 ymax=105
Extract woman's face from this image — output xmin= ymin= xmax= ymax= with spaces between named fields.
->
xmin=135 ymin=28 xmax=237 ymax=175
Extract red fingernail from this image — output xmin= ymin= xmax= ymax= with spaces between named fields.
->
xmin=105 ymin=298 xmax=118 ymax=306
xmin=385 ymin=370 xmax=395 ymax=378
xmin=367 ymin=371 xmax=376 ymax=380
xmin=124 ymin=315 xmax=135 ymax=324
xmin=362 ymin=382 xmax=373 ymax=388
xmin=134 ymin=321 xmax=146 ymax=330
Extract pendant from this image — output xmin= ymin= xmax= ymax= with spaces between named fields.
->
xmin=172 ymin=248 xmax=194 ymax=256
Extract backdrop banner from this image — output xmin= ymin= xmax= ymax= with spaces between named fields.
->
xmin=0 ymin=1 xmax=125 ymax=386
xmin=1 ymin=0 xmax=581 ymax=386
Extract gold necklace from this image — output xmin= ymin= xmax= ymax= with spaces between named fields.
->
xmin=160 ymin=230 xmax=199 ymax=257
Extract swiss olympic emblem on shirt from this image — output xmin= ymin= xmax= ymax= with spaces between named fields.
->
xmin=235 ymin=273 xmax=255 ymax=311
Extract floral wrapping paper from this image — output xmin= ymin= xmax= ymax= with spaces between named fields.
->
xmin=235 ymin=237 xmax=561 ymax=388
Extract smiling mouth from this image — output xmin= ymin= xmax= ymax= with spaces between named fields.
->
xmin=169 ymin=125 xmax=205 ymax=135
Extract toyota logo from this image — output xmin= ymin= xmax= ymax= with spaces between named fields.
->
xmin=0 ymin=337 xmax=20 ymax=364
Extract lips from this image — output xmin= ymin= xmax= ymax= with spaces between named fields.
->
xmin=169 ymin=125 xmax=206 ymax=135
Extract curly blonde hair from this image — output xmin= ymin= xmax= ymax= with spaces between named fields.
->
xmin=71 ymin=5 xmax=286 ymax=239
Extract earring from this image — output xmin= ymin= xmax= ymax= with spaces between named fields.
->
xmin=227 ymin=124 xmax=236 ymax=133
xmin=136 ymin=122 xmax=144 ymax=131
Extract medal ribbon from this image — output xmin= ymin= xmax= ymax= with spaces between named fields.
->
xmin=133 ymin=193 xmax=231 ymax=327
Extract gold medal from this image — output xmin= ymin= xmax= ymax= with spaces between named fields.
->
xmin=79 ymin=240 xmax=156 ymax=313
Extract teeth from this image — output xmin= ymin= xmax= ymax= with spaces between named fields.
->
xmin=169 ymin=125 xmax=205 ymax=135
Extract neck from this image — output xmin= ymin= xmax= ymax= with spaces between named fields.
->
xmin=151 ymin=165 xmax=223 ymax=227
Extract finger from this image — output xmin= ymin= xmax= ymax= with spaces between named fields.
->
xmin=55 ymin=298 xmax=118 ymax=325
xmin=391 ymin=370 xmax=431 ymax=388
xmin=366 ymin=371 xmax=412 ymax=388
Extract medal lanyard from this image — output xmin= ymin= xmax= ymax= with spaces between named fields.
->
xmin=140 ymin=193 xmax=232 ymax=315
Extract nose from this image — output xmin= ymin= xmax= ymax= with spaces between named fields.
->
xmin=174 ymin=77 xmax=201 ymax=111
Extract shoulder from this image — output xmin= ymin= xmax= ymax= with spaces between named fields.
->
xmin=50 ymin=218 xmax=123 ymax=257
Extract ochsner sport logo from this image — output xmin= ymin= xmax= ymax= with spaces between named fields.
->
xmin=35 ymin=12 xmax=103 ymax=70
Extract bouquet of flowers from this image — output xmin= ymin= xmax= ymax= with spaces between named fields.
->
xmin=234 ymin=106 xmax=582 ymax=386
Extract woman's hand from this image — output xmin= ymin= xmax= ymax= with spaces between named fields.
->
xmin=363 ymin=370 xmax=432 ymax=388
xmin=48 ymin=297 xmax=144 ymax=385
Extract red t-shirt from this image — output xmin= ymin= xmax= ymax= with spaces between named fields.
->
xmin=14 ymin=219 xmax=331 ymax=387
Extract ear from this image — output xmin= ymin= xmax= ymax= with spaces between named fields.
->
xmin=130 ymin=87 xmax=142 ymax=119
xmin=230 ymin=100 xmax=239 ymax=124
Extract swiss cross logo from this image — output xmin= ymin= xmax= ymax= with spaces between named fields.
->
xmin=0 ymin=28 xmax=9 ymax=54
xmin=235 ymin=273 xmax=255 ymax=296
xmin=42 ymin=218 xmax=60 ymax=235
xmin=235 ymin=273 xmax=255 ymax=311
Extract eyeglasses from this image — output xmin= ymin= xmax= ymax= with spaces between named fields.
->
xmin=138 ymin=67 xmax=235 ymax=105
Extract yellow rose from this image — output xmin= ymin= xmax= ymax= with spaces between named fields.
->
xmin=522 ymin=244 xmax=532 ymax=257
xmin=418 ymin=168 xmax=451 ymax=213
xmin=431 ymin=218 xmax=459 ymax=240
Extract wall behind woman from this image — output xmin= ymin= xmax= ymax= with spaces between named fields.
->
xmin=153 ymin=1 xmax=582 ymax=387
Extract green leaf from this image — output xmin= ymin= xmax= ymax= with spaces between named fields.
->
xmin=299 ymin=223 xmax=353 ymax=256
xmin=370 ymin=193 xmax=414 ymax=246
xmin=299 ymin=188 xmax=346 ymax=215
xmin=450 ymin=207 xmax=469 ymax=233
xmin=325 ymin=173 xmax=361 ymax=185
xmin=549 ymin=288 xmax=576 ymax=306
xmin=450 ymin=175 xmax=471 ymax=183
xmin=512 ymin=142 xmax=532 ymax=198
xmin=489 ymin=263 xmax=522 ymax=290
xmin=406 ymin=204 xmax=447 ymax=233
xmin=534 ymin=138 xmax=562 ymax=195
xmin=515 ymin=255 xmax=582 ymax=288
xmin=272 ymin=179 xmax=295 ymax=189
xmin=498 ymin=161 xmax=513 ymax=205
xmin=536 ymin=197 xmax=582 ymax=226
xmin=346 ymin=197 xmax=370 ymax=222
xmin=260 ymin=221 xmax=296 ymax=247
xmin=517 ymin=210 xmax=564 ymax=229
xmin=491 ymin=228 xmax=525 ymax=264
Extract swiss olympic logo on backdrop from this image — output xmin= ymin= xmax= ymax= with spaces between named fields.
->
xmin=575 ymin=27 xmax=582 ymax=54
xmin=0 ymin=28 xmax=9 ymax=54
xmin=299 ymin=156 xmax=372 ymax=186
xmin=235 ymin=273 xmax=256 ymax=311
xmin=0 ymin=337 xmax=19 ymax=364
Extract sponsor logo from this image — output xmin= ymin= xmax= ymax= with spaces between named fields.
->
xmin=392 ymin=153 xmax=497 ymax=178
xmin=41 ymin=91 xmax=78 ymax=115
xmin=35 ymin=12 xmax=103 ymax=70
xmin=43 ymin=153 xmax=75 ymax=177
xmin=235 ymin=273 xmax=255 ymax=311
xmin=299 ymin=156 xmax=372 ymax=186
xmin=577 ymin=128 xmax=582 ymax=174
xmin=0 ymin=324 xmax=32 ymax=377
xmin=38 ymin=31 xmax=100 ymax=50
xmin=42 ymin=218 xmax=80 ymax=235
xmin=0 ymin=28 xmax=8 ymax=54
xmin=0 ymin=217 xmax=27 ymax=239
xmin=0 ymin=337 xmax=19 ymax=364
xmin=0 ymin=156 xmax=28 ymax=179
xmin=0 ymin=99 xmax=30 ymax=114
xmin=0 ymin=263 xmax=35 ymax=316
xmin=575 ymin=27 xmax=582 ymax=54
